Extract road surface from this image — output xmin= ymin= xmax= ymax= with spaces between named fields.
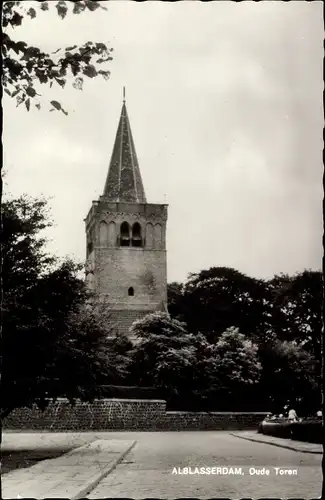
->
xmin=2 ymin=431 xmax=321 ymax=498
xmin=88 ymin=431 xmax=321 ymax=498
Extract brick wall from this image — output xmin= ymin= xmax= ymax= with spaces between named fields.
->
xmin=3 ymin=399 xmax=166 ymax=431
xmin=96 ymin=247 xmax=167 ymax=306
xmin=3 ymin=399 xmax=268 ymax=431
xmin=161 ymin=411 xmax=268 ymax=431
xmin=109 ymin=309 xmax=152 ymax=336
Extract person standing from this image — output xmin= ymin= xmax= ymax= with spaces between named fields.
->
xmin=288 ymin=408 xmax=298 ymax=422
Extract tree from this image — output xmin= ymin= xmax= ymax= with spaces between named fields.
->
xmin=130 ymin=312 xmax=195 ymax=396
xmin=2 ymin=1 xmax=112 ymax=114
xmin=1 ymin=195 xmax=115 ymax=418
xmin=269 ymin=270 xmax=323 ymax=361
xmin=1 ymin=195 xmax=55 ymax=305
xmin=105 ymin=333 xmax=134 ymax=385
xmin=130 ymin=314 xmax=262 ymax=410
xmin=213 ymin=327 xmax=262 ymax=389
xmin=191 ymin=327 xmax=262 ymax=410
xmin=187 ymin=333 xmax=223 ymax=407
xmin=158 ymin=327 xmax=262 ymax=411
xmin=182 ymin=267 xmax=272 ymax=343
xmin=258 ymin=338 xmax=321 ymax=415
xmin=167 ymin=281 xmax=186 ymax=321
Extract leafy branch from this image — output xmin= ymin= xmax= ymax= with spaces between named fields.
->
xmin=2 ymin=1 xmax=113 ymax=114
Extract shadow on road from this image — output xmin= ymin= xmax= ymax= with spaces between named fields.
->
xmin=1 ymin=447 xmax=74 ymax=474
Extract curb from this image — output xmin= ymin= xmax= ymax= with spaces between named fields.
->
xmin=229 ymin=432 xmax=322 ymax=455
xmin=72 ymin=440 xmax=137 ymax=499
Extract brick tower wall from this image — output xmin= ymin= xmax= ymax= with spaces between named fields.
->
xmin=109 ymin=309 xmax=152 ymax=336
xmin=96 ymin=247 xmax=167 ymax=308
xmin=85 ymin=202 xmax=168 ymax=340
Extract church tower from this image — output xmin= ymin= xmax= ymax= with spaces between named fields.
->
xmin=84 ymin=91 xmax=168 ymax=339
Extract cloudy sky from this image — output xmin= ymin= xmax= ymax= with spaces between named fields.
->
xmin=3 ymin=1 xmax=323 ymax=283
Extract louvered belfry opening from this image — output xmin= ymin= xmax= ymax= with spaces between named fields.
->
xmin=132 ymin=222 xmax=142 ymax=247
xmin=120 ymin=221 xmax=130 ymax=247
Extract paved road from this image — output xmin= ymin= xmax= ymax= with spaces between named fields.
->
xmin=1 ymin=431 xmax=97 ymax=453
xmin=88 ymin=431 xmax=321 ymax=498
xmin=2 ymin=431 xmax=322 ymax=498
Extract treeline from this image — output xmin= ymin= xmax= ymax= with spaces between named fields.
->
xmin=122 ymin=256 xmax=321 ymax=414
xmin=1 ymin=196 xmax=322 ymax=417
xmin=126 ymin=262 xmax=322 ymax=413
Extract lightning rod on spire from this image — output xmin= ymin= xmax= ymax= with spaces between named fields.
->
xmin=123 ymin=86 xmax=126 ymax=103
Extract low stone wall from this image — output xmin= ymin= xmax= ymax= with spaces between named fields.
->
xmin=3 ymin=399 xmax=268 ymax=431
xmin=161 ymin=411 xmax=268 ymax=431
xmin=3 ymin=399 xmax=166 ymax=431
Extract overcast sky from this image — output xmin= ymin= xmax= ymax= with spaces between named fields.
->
xmin=3 ymin=1 xmax=323 ymax=283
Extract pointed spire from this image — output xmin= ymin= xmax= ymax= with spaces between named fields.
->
xmin=103 ymin=91 xmax=147 ymax=203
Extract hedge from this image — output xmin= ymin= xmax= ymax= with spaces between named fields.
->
xmin=259 ymin=419 xmax=322 ymax=444
xmin=166 ymin=395 xmax=271 ymax=412
xmin=259 ymin=420 xmax=293 ymax=439
xmin=96 ymin=385 xmax=163 ymax=399
xmin=290 ymin=420 xmax=323 ymax=444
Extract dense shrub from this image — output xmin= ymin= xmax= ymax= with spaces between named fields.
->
xmin=96 ymin=385 xmax=163 ymax=400
xmin=290 ymin=420 xmax=323 ymax=444
xmin=259 ymin=419 xmax=322 ymax=444
xmin=166 ymin=394 xmax=270 ymax=412
xmin=260 ymin=420 xmax=293 ymax=439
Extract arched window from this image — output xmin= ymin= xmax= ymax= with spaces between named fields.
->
xmin=128 ymin=287 xmax=134 ymax=296
xmin=120 ymin=222 xmax=130 ymax=247
xmin=132 ymin=222 xmax=142 ymax=247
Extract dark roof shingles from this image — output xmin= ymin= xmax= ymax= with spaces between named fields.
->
xmin=103 ymin=103 xmax=147 ymax=203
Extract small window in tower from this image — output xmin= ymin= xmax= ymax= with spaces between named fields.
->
xmin=132 ymin=222 xmax=142 ymax=247
xmin=120 ymin=221 xmax=130 ymax=247
xmin=128 ymin=287 xmax=134 ymax=296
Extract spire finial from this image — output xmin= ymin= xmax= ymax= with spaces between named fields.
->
xmin=123 ymin=86 xmax=126 ymax=103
